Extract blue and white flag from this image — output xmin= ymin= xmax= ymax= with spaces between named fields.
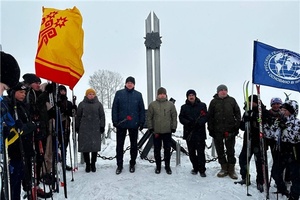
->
xmin=252 ymin=41 xmax=300 ymax=92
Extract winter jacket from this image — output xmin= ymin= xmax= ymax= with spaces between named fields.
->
xmin=112 ymin=87 xmax=145 ymax=129
xmin=179 ymin=98 xmax=208 ymax=140
xmin=26 ymin=89 xmax=50 ymax=139
xmin=76 ymin=96 xmax=105 ymax=152
xmin=240 ymin=104 xmax=268 ymax=146
xmin=147 ymin=97 xmax=177 ymax=134
xmin=264 ymin=110 xmax=300 ymax=163
xmin=208 ymin=94 xmax=241 ymax=138
xmin=4 ymin=96 xmax=36 ymax=160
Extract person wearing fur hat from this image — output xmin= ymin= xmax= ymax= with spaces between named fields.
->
xmin=112 ymin=76 xmax=145 ymax=174
xmin=3 ymin=82 xmax=38 ymax=200
xmin=208 ymin=84 xmax=241 ymax=179
xmin=236 ymin=95 xmax=268 ymax=192
xmin=179 ymin=89 xmax=208 ymax=177
xmin=265 ymin=100 xmax=300 ymax=199
xmin=147 ymin=87 xmax=177 ymax=175
xmin=76 ymin=88 xmax=105 ymax=173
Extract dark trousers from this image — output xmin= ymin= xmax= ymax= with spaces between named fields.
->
xmin=239 ymin=143 xmax=263 ymax=183
xmin=272 ymin=150 xmax=300 ymax=198
xmin=214 ymin=135 xmax=236 ymax=165
xmin=116 ymin=128 xmax=138 ymax=167
xmin=9 ymin=159 xmax=23 ymax=200
xmin=34 ymin=138 xmax=47 ymax=184
xmin=186 ymin=139 xmax=206 ymax=173
xmin=153 ymin=133 xmax=172 ymax=168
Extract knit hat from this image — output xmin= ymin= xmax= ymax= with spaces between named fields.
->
xmin=125 ymin=76 xmax=135 ymax=85
xmin=7 ymin=82 xmax=28 ymax=96
xmin=13 ymin=82 xmax=28 ymax=91
xmin=281 ymin=100 xmax=298 ymax=115
xmin=217 ymin=84 xmax=228 ymax=93
xmin=85 ymin=88 xmax=96 ymax=96
xmin=186 ymin=89 xmax=196 ymax=98
xmin=1 ymin=51 xmax=20 ymax=88
xmin=270 ymin=97 xmax=282 ymax=106
xmin=23 ymin=73 xmax=41 ymax=84
xmin=157 ymin=87 xmax=167 ymax=95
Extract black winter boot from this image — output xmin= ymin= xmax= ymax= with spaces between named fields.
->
xmin=91 ymin=162 xmax=96 ymax=172
xmin=91 ymin=152 xmax=97 ymax=172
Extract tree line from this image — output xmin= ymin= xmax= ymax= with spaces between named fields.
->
xmin=89 ymin=69 xmax=124 ymax=108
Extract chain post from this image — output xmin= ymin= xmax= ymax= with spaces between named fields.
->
xmin=176 ymin=140 xmax=181 ymax=166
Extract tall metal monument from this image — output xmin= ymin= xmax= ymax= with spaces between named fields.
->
xmin=144 ymin=12 xmax=162 ymax=105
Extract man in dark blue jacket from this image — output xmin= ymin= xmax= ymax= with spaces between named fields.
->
xmin=112 ymin=76 xmax=145 ymax=174
xmin=179 ymin=89 xmax=208 ymax=177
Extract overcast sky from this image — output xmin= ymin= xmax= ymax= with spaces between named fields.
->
xmin=1 ymin=0 xmax=299 ymax=118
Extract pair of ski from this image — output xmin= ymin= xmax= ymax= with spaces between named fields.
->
xmin=234 ymin=81 xmax=270 ymax=200
xmin=49 ymin=83 xmax=69 ymax=199
xmin=50 ymin=86 xmax=79 ymax=198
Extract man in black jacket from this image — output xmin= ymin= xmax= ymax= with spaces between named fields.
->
xmin=179 ymin=89 xmax=208 ymax=177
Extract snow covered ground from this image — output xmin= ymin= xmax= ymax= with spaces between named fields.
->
xmin=44 ymin=109 xmax=290 ymax=200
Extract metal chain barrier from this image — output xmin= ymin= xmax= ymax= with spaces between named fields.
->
xmin=97 ymin=127 xmax=219 ymax=164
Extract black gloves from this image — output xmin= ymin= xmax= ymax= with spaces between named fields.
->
xmin=100 ymin=127 xmax=105 ymax=133
xmin=149 ymin=129 xmax=154 ymax=134
xmin=139 ymin=124 xmax=144 ymax=131
xmin=14 ymin=119 xmax=23 ymax=130
xmin=243 ymin=110 xmax=253 ymax=122
xmin=278 ymin=118 xmax=287 ymax=129
xmin=171 ymin=129 xmax=176 ymax=133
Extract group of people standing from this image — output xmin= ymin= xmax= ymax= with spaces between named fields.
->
xmin=1 ymin=51 xmax=78 ymax=199
xmin=1 ymin=49 xmax=299 ymax=200
xmin=108 ymin=76 xmax=299 ymax=200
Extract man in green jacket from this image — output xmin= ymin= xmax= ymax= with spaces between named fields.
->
xmin=208 ymin=84 xmax=241 ymax=179
xmin=147 ymin=87 xmax=177 ymax=175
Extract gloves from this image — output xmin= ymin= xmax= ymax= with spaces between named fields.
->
xmin=45 ymin=83 xmax=54 ymax=93
xmin=278 ymin=120 xmax=287 ymax=129
xmin=47 ymin=107 xmax=56 ymax=119
xmin=113 ymin=122 xmax=118 ymax=128
xmin=14 ymin=119 xmax=23 ymax=130
xmin=171 ymin=129 xmax=176 ymax=133
xmin=244 ymin=111 xmax=252 ymax=122
xmin=100 ymin=127 xmax=105 ymax=133
xmin=149 ymin=129 xmax=154 ymax=134
xmin=139 ymin=124 xmax=144 ymax=131
xmin=209 ymin=131 xmax=215 ymax=138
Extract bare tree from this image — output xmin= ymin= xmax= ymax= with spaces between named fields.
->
xmin=89 ymin=70 xmax=123 ymax=108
